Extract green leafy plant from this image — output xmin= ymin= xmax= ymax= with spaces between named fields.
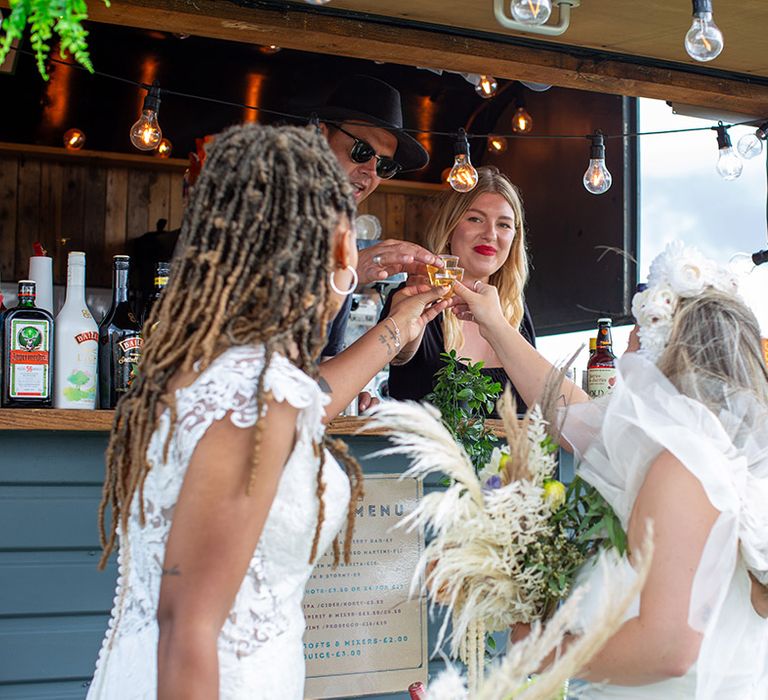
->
xmin=0 ymin=0 xmax=110 ymax=80
xmin=426 ymin=350 xmax=503 ymax=473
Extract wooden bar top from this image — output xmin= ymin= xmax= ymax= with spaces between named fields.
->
xmin=0 ymin=409 xmax=505 ymax=437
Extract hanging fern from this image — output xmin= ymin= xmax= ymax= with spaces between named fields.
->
xmin=0 ymin=0 xmax=110 ymax=80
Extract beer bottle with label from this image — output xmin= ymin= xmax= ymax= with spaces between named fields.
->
xmin=2 ymin=280 xmax=54 ymax=407
xmin=99 ymin=255 xmax=143 ymax=409
xmin=141 ymin=261 xmax=170 ymax=328
xmin=587 ymin=318 xmax=617 ymax=399
xmin=55 ymin=252 xmax=98 ymax=409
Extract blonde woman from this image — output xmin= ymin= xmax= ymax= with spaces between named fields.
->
xmin=385 ymin=166 xmax=535 ymax=414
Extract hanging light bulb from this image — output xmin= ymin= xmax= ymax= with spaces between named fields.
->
xmin=63 ymin=128 xmax=86 ymax=151
xmin=510 ymin=0 xmax=552 ymax=25
xmin=487 ymin=135 xmax=508 ymax=154
xmin=155 ymin=138 xmax=173 ymax=158
xmin=258 ymin=44 xmax=282 ymax=55
xmin=448 ymin=129 xmax=479 ymax=193
xmin=512 ymin=106 xmax=533 ymax=133
xmin=130 ymin=81 xmax=163 ymax=151
xmin=714 ymin=123 xmax=743 ymax=180
xmin=684 ymin=0 xmax=724 ymax=62
xmin=737 ymin=123 xmax=768 ymax=160
xmin=583 ymin=131 xmax=613 ymax=195
xmin=474 ymin=75 xmax=498 ymax=99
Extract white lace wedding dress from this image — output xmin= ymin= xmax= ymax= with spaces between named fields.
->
xmin=86 ymin=346 xmax=350 ymax=699
xmin=563 ymin=354 xmax=768 ymax=699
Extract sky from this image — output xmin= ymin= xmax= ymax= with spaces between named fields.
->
xmin=537 ymin=97 xmax=768 ymax=370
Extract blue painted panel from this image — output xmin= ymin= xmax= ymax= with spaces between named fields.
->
xmin=0 ymin=552 xmax=116 ymax=616
xmin=0 ymin=615 xmax=107 ymax=683
xmin=0 ymin=485 xmax=104 ymax=549
xmin=0 ymin=680 xmax=92 ymax=699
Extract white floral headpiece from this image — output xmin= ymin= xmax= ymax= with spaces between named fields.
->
xmin=632 ymin=241 xmax=740 ymax=362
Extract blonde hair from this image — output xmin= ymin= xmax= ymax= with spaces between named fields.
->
xmin=424 ymin=166 xmax=528 ymax=352
xmin=658 ymin=289 xmax=768 ymax=413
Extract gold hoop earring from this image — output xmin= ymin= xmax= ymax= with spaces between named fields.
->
xmin=329 ymin=265 xmax=358 ymax=296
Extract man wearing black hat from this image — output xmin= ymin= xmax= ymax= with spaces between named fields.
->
xmin=314 ymin=75 xmax=441 ymax=359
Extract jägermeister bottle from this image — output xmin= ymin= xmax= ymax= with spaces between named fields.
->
xmin=98 ymin=256 xmax=143 ymax=408
xmin=2 ymin=280 xmax=54 ymax=407
xmin=587 ymin=318 xmax=617 ymax=398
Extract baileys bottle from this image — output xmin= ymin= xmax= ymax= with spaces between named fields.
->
xmin=98 ymin=255 xmax=143 ymax=408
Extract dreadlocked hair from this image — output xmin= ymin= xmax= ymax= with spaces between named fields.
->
xmin=98 ymin=124 xmax=363 ymax=570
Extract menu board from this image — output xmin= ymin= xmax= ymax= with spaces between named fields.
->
xmin=303 ymin=474 xmax=427 ymax=699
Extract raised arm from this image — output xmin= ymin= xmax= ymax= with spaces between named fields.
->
xmin=156 ymin=398 xmax=299 ymax=699
xmin=318 ymin=286 xmax=449 ymax=420
xmin=452 ymin=280 xmax=588 ymax=408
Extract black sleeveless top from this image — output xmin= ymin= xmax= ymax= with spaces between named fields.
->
xmin=382 ymin=290 xmax=536 ymax=417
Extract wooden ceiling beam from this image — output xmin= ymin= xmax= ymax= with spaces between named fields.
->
xmin=32 ymin=0 xmax=768 ymax=116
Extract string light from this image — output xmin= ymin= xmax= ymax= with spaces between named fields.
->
xmin=510 ymin=0 xmax=552 ymax=25
xmin=583 ymin=131 xmax=612 ymax=195
xmin=737 ymin=122 xmax=768 ymax=160
xmin=63 ymin=128 xmax=86 ymax=150
xmin=511 ymin=105 xmax=533 ymax=133
xmin=447 ymin=129 xmax=478 ymax=192
xmin=714 ymin=123 xmax=743 ymax=180
xmin=685 ymin=0 xmax=724 ymax=62
xmin=474 ymin=75 xmax=498 ymax=99
xmin=155 ymin=138 xmax=173 ymax=158
xmin=258 ymin=45 xmax=282 ymax=55
xmin=130 ymin=80 xmax=163 ymax=151
xmin=487 ymin=135 xmax=508 ymax=154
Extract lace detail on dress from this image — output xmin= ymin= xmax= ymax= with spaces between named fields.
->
xmin=89 ymin=345 xmax=347 ymax=700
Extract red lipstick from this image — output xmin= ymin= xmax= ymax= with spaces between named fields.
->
xmin=473 ymin=245 xmax=497 ymax=256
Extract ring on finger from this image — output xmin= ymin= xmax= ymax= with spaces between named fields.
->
xmin=473 ymin=280 xmax=482 ymax=292
xmin=372 ymin=254 xmax=383 ymax=266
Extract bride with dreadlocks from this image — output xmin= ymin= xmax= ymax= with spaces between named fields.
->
xmin=86 ymin=124 xmax=450 ymax=699
xmin=450 ymin=241 xmax=768 ymax=698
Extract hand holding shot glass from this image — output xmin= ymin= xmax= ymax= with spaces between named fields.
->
xmin=427 ymin=254 xmax=463 ymax=297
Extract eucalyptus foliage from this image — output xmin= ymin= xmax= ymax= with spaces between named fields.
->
xmin=0 ymin=0 xmax=110 ymax=79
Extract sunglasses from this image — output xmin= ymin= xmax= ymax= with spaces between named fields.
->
xmin=335 ymin=125 xmax=403 ymax=180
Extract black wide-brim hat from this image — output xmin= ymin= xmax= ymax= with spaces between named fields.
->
xmin=312 ymin=75 xmax=429 ymax=173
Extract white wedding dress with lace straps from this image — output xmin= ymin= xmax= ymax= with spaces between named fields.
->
xmin=86 ymin=346 xmax=350 ymax=700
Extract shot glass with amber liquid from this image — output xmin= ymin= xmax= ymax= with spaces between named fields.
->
xmin=426 ymin=254 xmax=459 ymax=286
xmin=432 ymin=267 xmax=464 ymax=298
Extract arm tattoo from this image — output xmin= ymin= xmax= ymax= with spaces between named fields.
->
xmin=317 ymin=376 xmax=332 ymax=394
xmin=162 ymin=565 xmax=181 ymax=577
xmin=378 ymin=332 xmax=394 ymax=358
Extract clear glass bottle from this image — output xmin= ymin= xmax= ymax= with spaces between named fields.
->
xmin=55 ymin=252 xmax=98 ymax=409
xmin=98 ymin=256 xmax=143 ymax=409
xmin=2 ymin=280 xmax=54 ymax=407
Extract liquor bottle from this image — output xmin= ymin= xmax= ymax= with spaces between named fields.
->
xmin=408 ymin=681 xmax=427 ymax=699
xmin=587 ymin=318 xmax=616 ymax=399
xmin=2 ymin=280 xmax=54 ymax=408
xmin=54 ymin=252 xmax=98 ymax=409
xmin=141 ymin=261 xmax=170 ymax=328
xmin=99 ymin=256 xmax=143 ymax=409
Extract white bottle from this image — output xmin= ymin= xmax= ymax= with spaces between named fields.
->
xmin=54 ymin=252 xmax=98 ymax=409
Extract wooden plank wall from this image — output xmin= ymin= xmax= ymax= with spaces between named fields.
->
xmin=0 ymin=154 xmax=186 ymax=288
xmin=0 ymin=147 xmax=443 ymax=290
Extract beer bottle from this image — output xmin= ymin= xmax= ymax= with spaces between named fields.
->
xmin=98 ymin=256 xmax=143 ymax=408
xmin=2 ymin=280 xmax=55 ymax=407
xmin=587 ymin=318 xmax=616 ymax=399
